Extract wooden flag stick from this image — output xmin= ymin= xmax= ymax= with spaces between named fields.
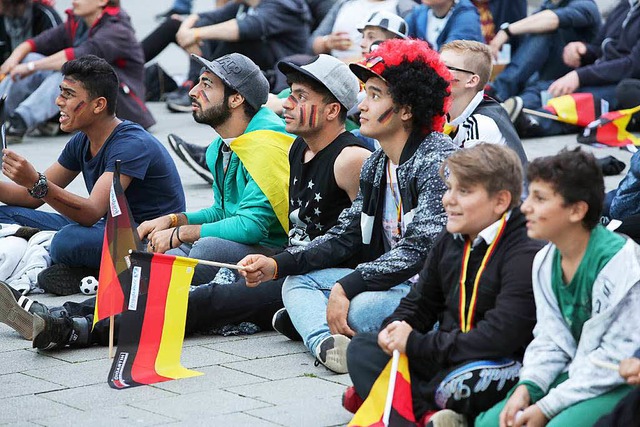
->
xmin=382 ymin=350 xmax=400 ymax=427
xmin=589 ymin=354 xmax=619 ymax=372
xmin=109 ymin=315 xmax=115 ymax=359
xmin=128 ymin=250 xmax=246 ymax=271
xmin=522 ymin=108 xmax=563 ymax=122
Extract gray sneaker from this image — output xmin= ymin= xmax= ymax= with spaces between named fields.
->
xmin=0 ymin=281 xmax=48 ymax=340
xmin=314 ymin=334 xmax=350 ymax=374
xmin=501 ymin=96 xmax=524 ymax=123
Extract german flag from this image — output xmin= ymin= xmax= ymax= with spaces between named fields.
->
xmin=230 ymin=130 xmax=294 ymax=234
xmin=107 ymin=251 xmax=202 ymax=389
xmin=544 ymin=93 xmax=605 ymax=127
xmin=94 ymin=161 xmax=143 ymax=326
xmin=578 ymin=105 xmax=640 ymax=147
xmin=349 ymin=351 xmax=416 ymax=427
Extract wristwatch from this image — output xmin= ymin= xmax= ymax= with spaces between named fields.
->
xmin=499 ymin=22 xmax=513 ymax=38
xmin=28 ymin=172 xmax=48 ymax=199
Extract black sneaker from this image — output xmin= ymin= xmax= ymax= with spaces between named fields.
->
xmin=37 ymin=264 xmax=99 ymax=296
xmin=177 ymin=139 xmax=214 ymax=184
xmin=0 ymin=281 xmax=49 ymax=340
xmin=314 ymin=334 xmax=350 ymax=374
xmin=32 ymin=313 xmax=90 ymax=350
xmin=272 ymin=308 xmax=302 ymax=341
xmin=167 ymin=133 xmax=187 ymax=162
xmin=5 ymin=113 xmax=28 ymax=144
xmin=13 ymin=226 xmax=41 ymax=240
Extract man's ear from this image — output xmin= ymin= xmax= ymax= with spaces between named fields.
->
xmin=324 ymin=102 xmax=342 ymax=121
xmin=465 ymin=74 xmax=481 ymax=90
xmin=92 ymin=97 xmax=108 ymax=115
xmin=227 ymin=92 xmax=245 ymax=110
xmin=493 ymin=189 xmax=513 ymax=215
xmin=569 ymin=200 xmax=590 ymax=224
xmin=399 ymin=104 xmax=412 ymax=123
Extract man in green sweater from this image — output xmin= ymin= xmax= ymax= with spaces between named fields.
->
xmin=139 ymin=53 xmax=293 ymax=284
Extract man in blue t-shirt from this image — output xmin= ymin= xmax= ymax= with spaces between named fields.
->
xmin=0 ymin=55 xmax=185 ymax=294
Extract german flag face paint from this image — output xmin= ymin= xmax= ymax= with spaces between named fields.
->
xmin=73 ymin=100 xmax=86 ymax=113
xmin=377 ymin=107 xmax=395 ymax=124
xmin=299 ymin=103 xmax=306 ymax=126
xmin=308 ymin=104 xmax=319 ymax=128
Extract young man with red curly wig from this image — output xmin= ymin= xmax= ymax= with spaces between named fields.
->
xmin=240 ymin=39 xmax=457 ymax=374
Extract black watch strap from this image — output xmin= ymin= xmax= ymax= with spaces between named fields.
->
xmin=500 ymin=22 xmax=512 ymax=38
xmin=28 ymin=172 xmax=48 ymax=199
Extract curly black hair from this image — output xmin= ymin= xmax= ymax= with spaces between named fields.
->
xmin=527 ymin=147 xmax=604 ymax=229
xmin=381 ymin=58 xmax=450 ymax=134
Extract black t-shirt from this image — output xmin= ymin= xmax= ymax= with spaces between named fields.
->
xmin=287 ymin=131 xmax=368 ymax=246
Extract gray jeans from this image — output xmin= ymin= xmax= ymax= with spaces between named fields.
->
xmin=0 ymin=53 xmax=62 ymax=129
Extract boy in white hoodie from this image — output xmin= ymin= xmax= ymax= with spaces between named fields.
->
xmin=476 ymin=148 xmax=640 ymax=427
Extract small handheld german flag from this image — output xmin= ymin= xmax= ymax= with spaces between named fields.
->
xmin=578 ymin=105 xmax=640 ymax=147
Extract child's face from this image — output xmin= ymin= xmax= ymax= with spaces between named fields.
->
xmin=360 ymin=27 xmax=391 ymax=56
xmin=358 ymin=76 xmax=405 ymax=140
xmin=521 ymin=180 xmax=575 ymax=241
xmin=442 ymin=172 xmax=508 ymax=239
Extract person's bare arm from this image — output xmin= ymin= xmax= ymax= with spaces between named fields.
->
xmin=334 ymin=145 xmax=370 ymax=201
xmin=0 ymin=42 xmax=32 ymax=75
xmin=490 ymin=10 xmax=560 ymax=58
xmin=10 ymin=50 xmax=68 ymax=79
xmin=1 ymin=151 xmax=76 ymax=208
xmin=177 ymin=19 xmax=240 ymax=47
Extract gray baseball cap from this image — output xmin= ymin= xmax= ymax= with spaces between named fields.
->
xmin=191 ymin=53 xmax=269 ymax=110
xmin=277 ymin=54 xmax=360 ymax=111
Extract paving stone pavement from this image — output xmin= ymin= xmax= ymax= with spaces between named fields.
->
xmin=1 ymin=1 xmax=637 ymax=425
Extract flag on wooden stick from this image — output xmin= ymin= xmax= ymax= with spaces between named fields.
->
xmin=94 ymin=161 xmax=143 ymax=326
xmin=349 ymin=350 xmax=416 ymax=426
xmin=578 ymin=105 xmax=640 ymax=147
xmin=108 ymin=251 xmax=202 ymax=389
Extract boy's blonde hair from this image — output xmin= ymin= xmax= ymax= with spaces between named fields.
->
xmin=440 ymin=40 xmax=493 ymax=90
xmin=439 ymin=143 xmax=523 ymax=209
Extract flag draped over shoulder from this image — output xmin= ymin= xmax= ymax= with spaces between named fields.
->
xmin=94 ymin=161 xmax=143 ymax=326
xmin=230 ymin=130 xmax=294 ymax=234
xmin=108 ymin=251 xmax=202 ymax=389
xmin=544 ymin=93 xmax=605 ymax=127
xmin=349 ymin=352 xmax=416 ymax=427
xmin=578 ymin=105 xmax=640 ymax=147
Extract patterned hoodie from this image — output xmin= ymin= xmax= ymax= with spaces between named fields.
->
xmin=273 ymin=130 xmax=457 ymax=300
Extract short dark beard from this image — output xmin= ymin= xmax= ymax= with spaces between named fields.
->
xmin=193 ymin=98 xmax=232 ymax=129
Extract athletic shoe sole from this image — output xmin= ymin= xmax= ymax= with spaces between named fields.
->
xmin=166 ymin=100 xmax=193 ymax=113
xmin=502 ymin=96 xmax=524 ymax=123
xmin=167 ymin=134 xmax=187 ymax=163
xmin=0 ymin=283 xmax=34 ymax=340
xmin=177 ymin=143 xmax=214 ymax=185
xmin=316 ymin=334 xmax=351 ymax=374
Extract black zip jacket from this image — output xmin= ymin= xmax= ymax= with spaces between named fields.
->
xmin=383 ymin=208 xmax=543 ymax=367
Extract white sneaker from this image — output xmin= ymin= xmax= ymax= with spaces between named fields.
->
xmin=314 ymin=334 xmax=350 ymax=374
xmin=426 ymin=409 xmax=467 ymax=427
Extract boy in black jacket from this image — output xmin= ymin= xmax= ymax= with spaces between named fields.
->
xmin=345 ymin=143 xmax=542 ymax=426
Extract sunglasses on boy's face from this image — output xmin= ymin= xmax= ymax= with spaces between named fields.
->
xmin=446 ymin=65 xmax=476 ymax=75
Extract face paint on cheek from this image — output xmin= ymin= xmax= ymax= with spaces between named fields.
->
xmin=377 ymin=107 xmax=396 ymax=124
xmin=308 ymin=104 xmax=318 ymax=128
xmin=287 ymin=95 xmax=299 ymax=106
xmin=73 ymin=100 xmax=86 ymax=113
xmin=299 ymin=104 xmax=306 ymax=125
xmin=198 ymin=89 xmax=209 ymax=103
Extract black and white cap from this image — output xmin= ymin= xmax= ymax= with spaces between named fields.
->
xmin=357 ymin=11 xmax=408 ymax=39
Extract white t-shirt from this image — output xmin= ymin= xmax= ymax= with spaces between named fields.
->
xmin=426 ymin=7 xmax=452 ymax=50
xmin=382 ymin=161 xmax=403 ymax=249
xmin=331 ymin=0 xmax=399 ymax=59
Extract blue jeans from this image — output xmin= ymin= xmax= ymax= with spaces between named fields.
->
xmin=492 ymin=32 xmax=572 ymax=101
xmin=521 ymin=80 xmax=618 ymax=136
xmin=0 ymin=206 xmax=105 ymax=268
xmin=0 ymin=53 xmax=62 ymax=129
xmin=282 ymin=267 xmax=411 ymax=356
xmin=167 ymin=236 xmax=277 ymax=285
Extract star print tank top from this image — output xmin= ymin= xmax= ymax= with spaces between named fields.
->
xmin=288 ymin=132 xmax=369 ymax=246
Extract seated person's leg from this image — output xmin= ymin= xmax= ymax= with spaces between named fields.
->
xmin=548 ymin=384 xmax=632 ymax=427
xmin=594 ymin=387 xmax=640 ymax=427
xmin=282 ymin=268 xmax=353 ymax=354
xmin=186 ymin=236 xmax=279 ymax=285
xmin=0 ymin=205 xmax=73 ymax=231
xmin=347 ymin=332 xmax=394 ymax=400
xmin=4 ymin=53 xmax=56 ymax=114
xmin=49 ymin=219 xmax=105 ymax=269
xmin=185 ymin=276 xmax=285 ymax=333
xmin=347 ymin=282 xmax=411 ymax=334
xmin=141 ymin=17 xmax=183 ymax=62
xmin=491 ymin=33 xmax=559 ymax=101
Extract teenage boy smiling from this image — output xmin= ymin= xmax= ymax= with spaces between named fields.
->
xmin=345 ymin=143 xmax=541 ymax=426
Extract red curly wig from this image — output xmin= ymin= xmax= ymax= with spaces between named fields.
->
xmin=350 ymin=38 xmax=452 ymax=133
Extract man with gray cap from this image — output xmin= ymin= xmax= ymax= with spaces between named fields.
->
xmin=138 ymin=53 xmax=293 ymax=283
